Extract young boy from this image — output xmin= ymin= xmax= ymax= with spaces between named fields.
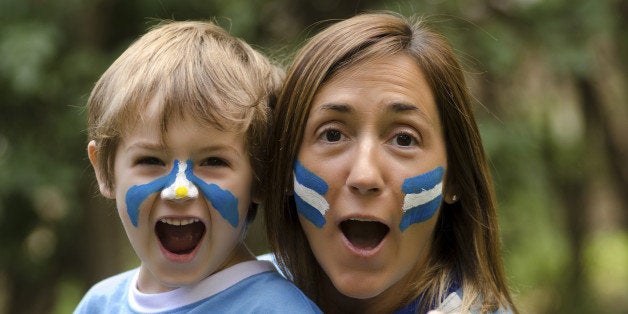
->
xmin=74 ymin=21 xmax=321 ymax=313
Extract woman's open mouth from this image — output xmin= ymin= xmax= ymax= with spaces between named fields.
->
xmin=340 ymin=218 xmax=390 ymax=252
xmin=155 ymin=218 xmax=206 ymax=257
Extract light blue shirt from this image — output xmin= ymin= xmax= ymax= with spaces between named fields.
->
xmin=74 ymin=260 xmax=321 ymax=313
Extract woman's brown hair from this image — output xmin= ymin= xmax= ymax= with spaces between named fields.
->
xmin=263 ymin=12 xmax=516 ymax=313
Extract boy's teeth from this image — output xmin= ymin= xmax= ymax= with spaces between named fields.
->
xmin=160 ymin=218 xmax=199 ymax=226
xmin=349 ymin=218 xmax=374 ymax=222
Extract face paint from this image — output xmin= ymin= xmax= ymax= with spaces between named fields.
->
xmin=161 ymin=160 xmax=199 ymax=200
xmin=125 ymin=159 xmax=239 ymax=228
xmin=125 ymin=162 xmax=179 ymax=227
xmin=399 ymin=166 xmax=444 ymax=231
xmin=293 ymin=159 xmax=329 ymax=228
xmin=185 ymin=160 xmax=239 ymax=228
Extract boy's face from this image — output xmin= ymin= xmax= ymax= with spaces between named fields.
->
xmin=89 ymin=109 xmax=255 ymax=293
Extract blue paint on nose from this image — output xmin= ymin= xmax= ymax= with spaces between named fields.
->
xmin=124 ymin=159 xmax=240 ymax=228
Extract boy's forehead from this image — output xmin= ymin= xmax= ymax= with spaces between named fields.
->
xmin=120 ymin=113 xmax=246 ymax=149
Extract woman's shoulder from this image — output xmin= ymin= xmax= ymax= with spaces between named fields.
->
xmin=437 ymin=288 xmax=513 ymax=314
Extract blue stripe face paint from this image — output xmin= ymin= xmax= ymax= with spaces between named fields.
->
xmin=399 ymin=166 xmax=444 ymax=231
xmin=124 ymin=159 xmax=239 ymax=228
xmin=125 ymin=162 xmax=179 ymax=227
xmin=293 ymin=160 xmax=329 ymax=228
xmin=184 ymin=160 xmax=239 ymax=228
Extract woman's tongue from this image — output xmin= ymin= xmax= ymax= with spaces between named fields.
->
xmin=340 ymin=219 xmax=390 ymax=249
xmin=156 ymin=220 xmax=205 ymax=254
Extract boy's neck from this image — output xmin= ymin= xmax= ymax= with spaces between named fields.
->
xmin=216 ymin=242 xmax=256 ymax=273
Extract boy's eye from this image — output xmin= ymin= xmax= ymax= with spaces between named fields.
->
xmin=392 ymin=133 xmax=417 ymax=147
xmin=136 ymin=157 xmax=164 ymax=166
xmin=200 ymin=157 xmax=228 ymax=167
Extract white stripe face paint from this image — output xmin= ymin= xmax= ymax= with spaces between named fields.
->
xmin=399 ymin=166 xmax=444 ymax=231
xmin=293 ymin=160 xmax=329 ymax=228
xmin=293 ymin=177 xmax=330 ymax=214
xmin=161 ymin=160 xmax=199 ymax=200
xmin=402 ymin=182 xmax=443 ymax=211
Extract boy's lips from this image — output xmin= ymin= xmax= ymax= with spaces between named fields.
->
xmin=155 ymin=217 xmax=206 ymax=256
xmin=339 ymin=218 xmax=390 ymax=254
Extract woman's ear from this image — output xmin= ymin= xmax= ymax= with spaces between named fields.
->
xmin=443 ymin=193 xmax=459 ymax=204
xmin=443 ymin=174 xmax=459 ymax=204
xmin=87 ymin=140 xmax=114 ymax=199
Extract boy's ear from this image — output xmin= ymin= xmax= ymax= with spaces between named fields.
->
xmin=87 ymin=140 xmax=114 ymax=199
xmin=251 ymin=181 xmax=262 ymax=204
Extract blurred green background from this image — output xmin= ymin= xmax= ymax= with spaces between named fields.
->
xmin=1 ymin=0 xmax=626 ymax=313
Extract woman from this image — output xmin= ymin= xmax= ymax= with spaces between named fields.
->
xmin=263 ymin=12 xmax=516 ymax=313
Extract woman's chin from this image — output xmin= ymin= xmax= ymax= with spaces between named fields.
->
xmin=334 ymin=281 xmax=386 ymax=300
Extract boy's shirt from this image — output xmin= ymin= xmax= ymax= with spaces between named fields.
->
xmin=74 ymin=260 xmax=321 ymax=313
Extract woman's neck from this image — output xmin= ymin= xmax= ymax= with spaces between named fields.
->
xmin=319 ymin=247 xmax=433 ymax=314
xmin=320 ymin=274 xmax=413 ymax=314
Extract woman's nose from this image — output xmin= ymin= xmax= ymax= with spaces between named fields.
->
xmin=345 ymin=141 xmax=384 ymax=195
xmin=161 ymin=160 xmax=199 ymax=201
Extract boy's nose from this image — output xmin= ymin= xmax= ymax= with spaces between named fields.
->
xmin=161 ymin=160 xmax=199 ymax=201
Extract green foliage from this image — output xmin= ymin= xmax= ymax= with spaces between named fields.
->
xmin=0 ymin=0 xmax=625 ymax=313
xmin=584 ymin=230 xmax=628 ymax=312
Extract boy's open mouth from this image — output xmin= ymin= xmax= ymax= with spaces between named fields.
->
xmin=340 ymin=219 xmax=390 ymax=250
xmin=155 ymin=218 xmax=205 ymax=255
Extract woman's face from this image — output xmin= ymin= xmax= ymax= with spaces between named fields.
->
xmin=295 ymin=54 xmax=449 ymax=302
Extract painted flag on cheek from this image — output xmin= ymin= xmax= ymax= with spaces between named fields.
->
xmin=399 ymin=166 xmax=444 ymax=231
xmin=293 ymin=160 xmax=329 ymax=228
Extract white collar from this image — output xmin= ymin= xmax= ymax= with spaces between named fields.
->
xmin=129 ymin=260 xmax=275 ymax=313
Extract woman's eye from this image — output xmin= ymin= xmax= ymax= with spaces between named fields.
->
xmin=393 ymin=133 xmax=417 ymax=147
xmin=136 ymin=157 xmax=164 ymax=165
xmin=200 ymin=157 xmax=228 ymax=167
xmin=323 ymin=129 xmax=343 ymax=142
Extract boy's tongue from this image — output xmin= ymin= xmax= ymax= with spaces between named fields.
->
xmin=156 ymin=220 xmax=205 ymax=254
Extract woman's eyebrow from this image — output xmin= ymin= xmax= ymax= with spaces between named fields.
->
xmin=388 ymin=102 xmax=434 ymax=125
xmin=390 ymin=102 xmax=418 ymax=112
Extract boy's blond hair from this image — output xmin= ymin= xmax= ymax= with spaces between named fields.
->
xmin=87 ymin=21 xmax=283 ymax=196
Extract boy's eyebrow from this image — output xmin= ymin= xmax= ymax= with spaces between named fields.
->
xmin=124 ymin=141 xmax=164 ymax=152
xmin=124 ymin=142 xmax=244 ymax=157
xmin=318 ymin=103 xmax=352 ymax=113
xmin=196 ymin=144 xmax=244 ymax=157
